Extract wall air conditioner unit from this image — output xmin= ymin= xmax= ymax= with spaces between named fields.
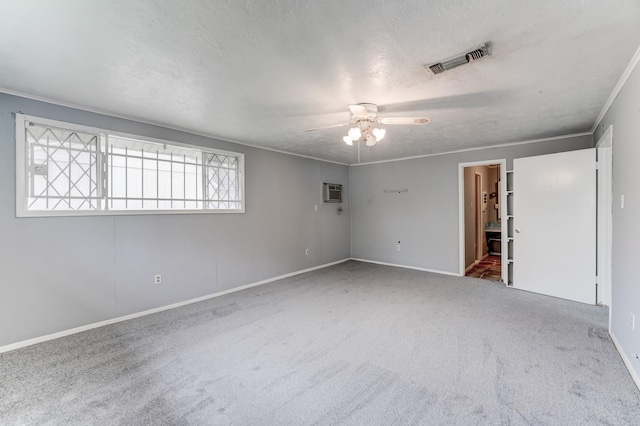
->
xmin=323 ymin=183 xmax=342 ymax=203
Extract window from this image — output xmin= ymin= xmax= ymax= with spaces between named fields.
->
xmin=15 ymin=114 xmax=244 ymax=216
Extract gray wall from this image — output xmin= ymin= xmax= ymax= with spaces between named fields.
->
xmin=0 ymin=94 xmax=351 ymax=347
xmin=350 ymin=135 xmax=592 ymax=274
xmin=594 ymin=61 xmax=640 ymax=381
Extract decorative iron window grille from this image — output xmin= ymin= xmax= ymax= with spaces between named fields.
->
xmin=16 ymin=114 xmax=244 ymax=216
xmin=25 ymin=123 xmax=102 ymax=211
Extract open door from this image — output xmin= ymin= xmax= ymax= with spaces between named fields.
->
xmin=513 ymin=149 xmax=596 ymax=304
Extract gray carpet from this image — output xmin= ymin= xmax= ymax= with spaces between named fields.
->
xmin=1 ymin=260 xmax=639 ymax=425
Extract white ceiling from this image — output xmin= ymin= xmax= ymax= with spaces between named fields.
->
xmin=1 ymin=1 xmax=639 ymax=164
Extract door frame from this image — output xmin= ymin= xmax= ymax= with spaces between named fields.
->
xmin=596 ymin=125 xmax=613 ymax=311
xmin=458 ymin=159 xmax=508 ymax=282
xmin=474 ymin=172 xmax=483 ymax=261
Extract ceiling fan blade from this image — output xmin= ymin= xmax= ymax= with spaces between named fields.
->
xmin=378 ymin=91 xmax=510 ymax=114
xmin=376 ymin=117 xmax=430 ymax=125
xmin=304 ymin=122 xmax=352 ymax=132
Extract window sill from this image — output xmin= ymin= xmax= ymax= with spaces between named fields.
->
xmin=16 ymin=208 xmax=246 ymax=218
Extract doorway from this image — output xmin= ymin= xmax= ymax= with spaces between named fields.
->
xmin=458 ymin=160 xmax=507 ymax=282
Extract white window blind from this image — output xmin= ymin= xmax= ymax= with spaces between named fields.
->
xmin=16 ymin=114 xmax=244 ymax=217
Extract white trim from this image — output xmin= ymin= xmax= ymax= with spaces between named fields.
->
xmin=457 ymin=159 xmax=508 ymax=283
xmin=596 ymin=126 xmax=613 ymax=311
xmin=350 ymin=132 xmax=591 ymax=166
xmin=15 ymin=116 xmax=26 ymax=217
xmin=0 ymin=258 xmax=350 ymax=354
xmin=349 ymin=166 xmax=353 ymax=258
xmin=609 ymin=331 xmax=640 ymax=391
xmin=350 ymin=258 xmax=460 ymax=277
xmin=17 ymin=207 xmax=246 ymax=218
xmin=500 ymin=165 xmax=508 ymax=284
xmin=591 ymin=44 xmax=640 ymax=134
xmin=474 ymin=171 xmax=483 ymax=261
xmin=1 ymin=88 xmax=349 ymax=166
xmin=596 ymin=124 xmax=613 ymax=149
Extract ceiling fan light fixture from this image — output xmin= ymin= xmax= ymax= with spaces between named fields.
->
xmin=348 ymin=127 xmax=362 ymax=140
xmin=306 ymin=103 xmax=428 ymax=152
xmin=372 ymin=127 xmax=386 ymax=142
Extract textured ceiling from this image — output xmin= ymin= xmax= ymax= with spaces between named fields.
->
xmin=1 ymin=1 xmax=639 ymax=164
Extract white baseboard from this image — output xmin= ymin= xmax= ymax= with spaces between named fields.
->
xmin=0 ymin=258 xmax=350 ymax=354
xmin=350 ymin=258 xmax=461 ymax=277
xmin=609 ymin=331 xmax=640 ymax=391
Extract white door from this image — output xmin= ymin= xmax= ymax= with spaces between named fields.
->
xmin=513 ymin=149 xmax=596 ymax=304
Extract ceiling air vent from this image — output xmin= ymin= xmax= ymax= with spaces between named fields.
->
xmin=428 ymin=63 xmax=446 ymax=75
xmin=425 ymin=43 xmax=490 ymax=75
xmin=466 ymin=45 xmax=489 ymax=62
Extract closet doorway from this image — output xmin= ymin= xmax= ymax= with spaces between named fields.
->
xmin=458 ymin=159 xmax=507 ymax=282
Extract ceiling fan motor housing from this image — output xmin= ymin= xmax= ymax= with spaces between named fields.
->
xmin=349 ymin=103 xmax=379 ymax=121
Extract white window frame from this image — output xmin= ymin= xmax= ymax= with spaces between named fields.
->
xmin=15 ymin=113 xmax=245 ymax=217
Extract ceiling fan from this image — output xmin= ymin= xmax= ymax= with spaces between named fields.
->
xmin=304 ymin=103 xmax=430 ymax=146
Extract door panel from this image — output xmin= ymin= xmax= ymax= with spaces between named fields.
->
xmin=513 ymin=149 xmax=596 ymax=304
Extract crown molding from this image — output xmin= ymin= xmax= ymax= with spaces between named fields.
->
xmin=350 ymin=131 xmax=592 ymax=166
xmin=0 ymin=88 xmax=348 ymax=166
xmin=591 ymin=44 xmax=640 ymax=134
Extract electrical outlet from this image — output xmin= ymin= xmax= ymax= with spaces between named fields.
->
xmin=396 ymin=241 xmax=401 ymax=251
xmin=632 ymin=313 xmax=635 ymax=331
xmin=154 ymin=274 xmax=162 ymax=285
xmin=305 ymin=248 xmax=309 ymax=255
xmin=314 ymin=204 xmax=318 ymax=211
